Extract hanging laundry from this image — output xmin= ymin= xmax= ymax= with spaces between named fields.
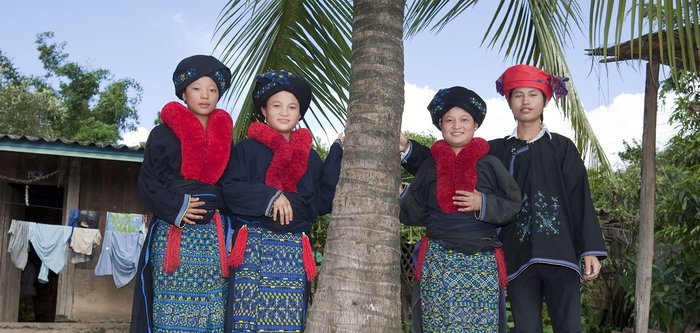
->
xmin=105 ymin=212 xmax=144 ymax=233
xmin=7 ymin=220 xmax=36 ymax=270
xmin=28 ymin=223 xmax=73 ymax=284
xmin=70 ymin=228 xmax=102 ymax=264
xmin=68 ymin=209 xmax=79 ymax=227
xmin=94 ymin=230 xmax=145 ymax=288
xmin=78 ymin=210 xmax=101 ymax=229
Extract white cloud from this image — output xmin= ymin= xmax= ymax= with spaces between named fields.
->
xmin=585 ymin=93 xmax=675 ymax=168
xmin=121 ymin=127 xmax=150 ymax=148
xmin=402 ymin=83 xmax=676 ymax=169
xmin=401 ymin=82 xmax=441 ymax=137
xmin=171 ymin=13 xmax=185 ymax=24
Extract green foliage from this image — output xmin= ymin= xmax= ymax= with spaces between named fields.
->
xmin=0 ymin=84 xmax=63 ymax=138
xmin=0 ymin=32 xmax=141 ymax=144
xmin=586 ymin=144 xmax=641 ymax=331
xmin=584 ymin=70 xmax=700 ymax=332
xmin=310 ymin=140 xmax=331 ymax=264
xmin=72 ymin=117 xmax=120 ymax=144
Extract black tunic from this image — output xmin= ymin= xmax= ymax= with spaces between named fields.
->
xmin=221 ymin=138 xmax=342 ymax=230
xmin=489 ymin=132 xmax=607 ymax=280
xmin=400 ymin=154 xmax=521 ymax=234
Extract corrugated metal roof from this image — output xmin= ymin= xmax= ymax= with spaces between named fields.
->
xmin=0 ymin=134 xmax=144 ymax=162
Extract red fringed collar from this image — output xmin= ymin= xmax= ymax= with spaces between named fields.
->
xmin=160 ymin=102 xmax=233 ymax=184
xmin=430 ymin=138 xmax=489 ymax=213
xmin=248 ymin=122 xmax=312 ymax=192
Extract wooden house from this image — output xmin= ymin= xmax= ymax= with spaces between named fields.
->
xmin=0 ymin=134 xmax=146 ymax=323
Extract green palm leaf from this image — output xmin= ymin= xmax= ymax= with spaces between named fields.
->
xmin=214 ymin=0 xmax=351 ymax=142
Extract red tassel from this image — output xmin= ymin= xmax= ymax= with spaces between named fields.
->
xmin=301 ymin=233 xmax=317 ymax=281
xmin=414 ymin=235 xmax=430 ymax=281
xmin=163 ymin=225 xmax=181 ymax=274
xmin=495 ymin=247 xmax=508 ymax=288
xmin=228 ymin=225 xmax=248 ymax=268
xmin=214 ymin=213 xmax=229 ymax=278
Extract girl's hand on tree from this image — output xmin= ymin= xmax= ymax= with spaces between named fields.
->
xmin=399 ymin=132 xmax=409 ymax=152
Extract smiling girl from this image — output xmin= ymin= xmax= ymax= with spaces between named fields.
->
xmin=131 ymin=55 xmax=234 ymax=333
xmin=399 ymin=86 xmax=521 ymax=332
xmin=222 ymin=70 xmax=342 ymax=333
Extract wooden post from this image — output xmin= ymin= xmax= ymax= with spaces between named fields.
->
xmin=0 ymin=172 xmax=21 ymax=321
xmin=55 ymin=157 xmax=80 ymax=319
xmin=635 ymin=61 xmax=659 ymax=332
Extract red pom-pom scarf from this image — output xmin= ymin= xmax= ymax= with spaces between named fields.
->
xmin=430 ymin=138 xmax=489 ymax=213
xmin=247 ymin=121 xmax=312 ymax=192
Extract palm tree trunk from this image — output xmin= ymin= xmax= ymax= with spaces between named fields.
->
xmin=635 ymin=61 xmax=658 ymax=332
xmin=305 ymin=0 xmax=405 ymax=332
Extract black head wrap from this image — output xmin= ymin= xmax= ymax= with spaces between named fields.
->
xmin=427 ymin=86 xmax=487 ymax=129
xmin=252 ymin=70 xmax=312 ymax=118
xmin=172 ymin=55 xmax=231 ymax=100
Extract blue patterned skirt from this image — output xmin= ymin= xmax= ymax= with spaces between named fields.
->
xmin=231 ymin=226 xmax=307 ymax=333
xmin=150 ymin=222 xmax=228 ymax=333
xmin=420 ymin=241 xmax=500 ymax=332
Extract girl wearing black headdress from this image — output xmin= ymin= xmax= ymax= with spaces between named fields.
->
xmin=221 ymin=70 xmax=342 ymax=333
xmin=130 ymin=55 xmax=234 ymax=333
xmin=399 ymin=87 xmax=521 ymax=332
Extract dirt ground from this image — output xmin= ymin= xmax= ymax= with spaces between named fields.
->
xmin=0 ymin=322 xmax=129 ymax=332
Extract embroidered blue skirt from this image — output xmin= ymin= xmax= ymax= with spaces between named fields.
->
xmin=231 ymin=226 xmax=307 ymax=333
xmin=150 ymin=222 xmax=227 ymax=333
xmin=421 ymin=241 xmax=500 ymax=332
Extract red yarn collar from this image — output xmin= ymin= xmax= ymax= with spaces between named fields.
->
xmin=248 ymin=122 xmax=312 ymax=192
xmin=160 ymin=102 xmax=233 ymax=184
xmin=430 ymin=138 xmax=489 ymax=213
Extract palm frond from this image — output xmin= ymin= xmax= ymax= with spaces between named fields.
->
xmin=213 ymin=0 xmax=351 ymax=142
xmin=405 ymin=0 xmax=480 ymax=38
xmin=590 ymin=1 xmax=700 ymax=75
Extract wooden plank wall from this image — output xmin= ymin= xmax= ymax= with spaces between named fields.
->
xmin=70 ymin=157 xmax=147 ymax=322
xmin=55 ymin=157 xmax=80 ymax=319
xmin=0 ymin=151 xmax=64 ymax=322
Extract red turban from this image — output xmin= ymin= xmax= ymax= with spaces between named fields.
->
xmin=496 ymin=64 xmax=569 ymax=101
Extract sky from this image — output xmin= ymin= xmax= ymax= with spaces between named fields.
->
xmin=0 ymin=1 xmax=677 ymax=168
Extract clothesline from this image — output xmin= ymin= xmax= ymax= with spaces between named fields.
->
xmin=8 ymin=218 xmax=146 ymax=289
xmin=0 ymin=200 xmax=64 ymax=211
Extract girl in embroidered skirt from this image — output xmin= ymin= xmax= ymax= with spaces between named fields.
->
xmin=222 ymin=70 xmax=342 ymax=333
xmin=399 ymin=87 xmax=521 ymax=332
xmin=130 ymin=55 xmax=234 ymax=333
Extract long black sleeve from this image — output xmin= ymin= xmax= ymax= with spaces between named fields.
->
xmin=319 ymin=140 xmax=343 ymax=215
xmin=137 ymin=125 xmax=188 ymax=226
xmin=402 ymin=139 xmax=432 ymax=176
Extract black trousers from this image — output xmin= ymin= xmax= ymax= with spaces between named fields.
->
xmin=507 ymin=264 xmax=583 ymax=333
